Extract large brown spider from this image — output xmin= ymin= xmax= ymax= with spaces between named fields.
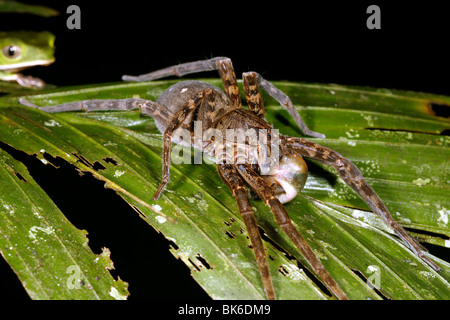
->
xmin=21 ymin=57 xmax=440 ymax=300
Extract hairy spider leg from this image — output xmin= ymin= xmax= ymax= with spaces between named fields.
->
xmin=282 ymin=136 xmax=441 ymax=271
xmin=243 ymin=72 xmax=265 ymax=119
xmin=251 ymin=73 xmax=325 ymax=139
xmin=19 ymin=98 xmax=174 ymax=128
xmin=215 ymin=58 xmax=242 ymax=109
xmin=153 ymin=90 xmax=213 ymax=200
xmin=196 ymin=87 xmax=218 ymax=135
xmin=235 ymin=163 xmax=349 ymax=300
xmin=124 ymin=57 xmax=242 ymax=110
xmin=122 ymin=57 xmax=323 ymax=138
xmin=217 ymin=164 xmax=276 ymax=300
xmin=122 ymin=57 xmax=227 ymax=82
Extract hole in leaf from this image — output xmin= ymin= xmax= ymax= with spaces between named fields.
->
xmin=188 ymin=258 xmax=201 ymax=272
xmin=195 ymin=254 xmax=213 ymax=270
xmin=167 ymin=238 xmax=179 ymax=251
xmin=225 ymin=230 xmax=236 ymax=239
xmin=93 ymin=161 xmax=106 ymax=171
xmin=187 ymin=254 xmax=213 ymax=272
xmin=72 ymin=153 xmax=94 ymax=168
xmin=278 ymin=265 xmax=289 ymax=276
xmin=103 ymin=157 xmax=118 ymax=166
xmin=428 ymin=102 xmax=450 ymax=118
xmin=70 ymin=153 xmax=106 ymax=171
xmin=14 ymin=172 xmax=28 ymax=182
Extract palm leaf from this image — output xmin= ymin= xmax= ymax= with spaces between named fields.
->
xmin=0 ymin=79 xmax=448 ymax=299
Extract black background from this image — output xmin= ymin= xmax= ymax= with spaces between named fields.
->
xmin=1 ymin=1 xmax=450 ymax=95
xmin=0 ymin=0 xmax=449 ymax=302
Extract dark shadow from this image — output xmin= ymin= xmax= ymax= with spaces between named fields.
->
xmin=304 ymin=159 xmax=339 ymax=186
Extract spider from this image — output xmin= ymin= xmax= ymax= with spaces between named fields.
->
xmin=21 ymin=57 xmax=440 ymax=300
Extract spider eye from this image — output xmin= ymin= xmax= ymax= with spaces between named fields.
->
xmin=2 ymin=45 xmax=22 ymax=59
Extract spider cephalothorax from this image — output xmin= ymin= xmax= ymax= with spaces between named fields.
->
xmin=22 ymin=57 xmax=440 ymax=300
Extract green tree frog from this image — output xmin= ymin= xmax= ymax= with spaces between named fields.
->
xmin=0 ymin=31 xmax=55 ymax=88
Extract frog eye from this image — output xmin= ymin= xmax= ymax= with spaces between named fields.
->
xmin=2 ymin=45 xmax=22 ymax=59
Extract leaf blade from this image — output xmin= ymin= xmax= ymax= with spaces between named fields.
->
xmin=0 ymin=79 xmax=448 ymax=299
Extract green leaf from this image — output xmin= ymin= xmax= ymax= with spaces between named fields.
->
xmin=0 ymin=0 xmax=59 ymax=17
xmin=0 ymin=80 xmax=448 ymax=299
xmin=0 ymin=148 xmax=128 ymax=299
